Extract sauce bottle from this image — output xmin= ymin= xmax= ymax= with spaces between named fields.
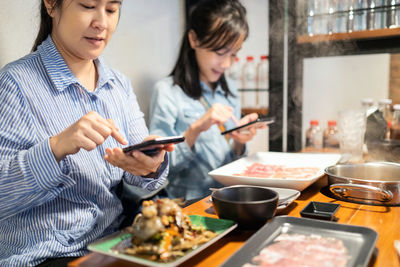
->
xmin=323 ymin=120 xmax=340 ymax=149
xmin=305 ymin=120 xmax=322 ymax=150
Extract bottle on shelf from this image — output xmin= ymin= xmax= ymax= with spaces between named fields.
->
xmin=241 ymin=56 xmax=257 ymax=109
xmin=378 ymin=98 xmax=393 ymax=122
xmin=390 ymin=104 xmax=400 ymax=140
xmin=256 ymin=55 xmax=269 ymax=109
xmin=334 ymin=0 xmax=349 ymax=33
xmin=367 ymin=0 xmax=376 ymax=30
xmin=307 ymin=0 xmax=316 ymax=36
xmin=361 ymin=97 xmax=375 ymax=116
xmin=323 ymin=120 xmax=340 ymax=149
xmin=227 ymin=57 xmax=241 ymax=90
xmin=378 ymin=98 xmax=393 ymax=139
xmin=305 ymin=120 xmax=323 ymax=150
xmin=389 ymin=0 xmax=400 ymax=28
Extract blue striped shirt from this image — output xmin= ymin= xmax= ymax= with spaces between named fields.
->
xmin=0 ymin=36 xmax=168 ymax=266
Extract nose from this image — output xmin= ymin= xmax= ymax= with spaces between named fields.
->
xmin=91 ymin=10 xmax=107 ymax=31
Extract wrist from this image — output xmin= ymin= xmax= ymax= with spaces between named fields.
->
xmin=49 ymin=136 xmax=64 ymax=163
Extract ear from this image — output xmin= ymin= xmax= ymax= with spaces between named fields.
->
xmin=188 ymin=30 xmax=199 ymax=49
xmin=43 ymin=0 xmax=56 ymax=17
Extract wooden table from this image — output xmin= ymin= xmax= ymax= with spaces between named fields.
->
xmin=69 ymin=177 xmax=400 ymax=267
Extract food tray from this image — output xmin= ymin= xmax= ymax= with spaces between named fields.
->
xmin=221 ymin=216 xmax=377 ymax=267
xmin=88 ymin=215 xmax=237 ymax=267
xmin=209 ymin=152 xmax=341 ymax=191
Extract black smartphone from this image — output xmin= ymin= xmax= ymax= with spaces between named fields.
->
xmin=122 ymin=136 xmax=185 ymax=155
xmin=221 ymin=117 xmax=275 ymax=135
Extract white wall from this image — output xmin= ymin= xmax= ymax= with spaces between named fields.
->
xmin=0 ymin=0 xmax=268 ymax=153
xmin=302 ymin=54 xmax=390 ymax=148
xmin=0 ymin=0 xmax=184 ymax=125
xmin=240 ymin=0 xmax=270 ymax=154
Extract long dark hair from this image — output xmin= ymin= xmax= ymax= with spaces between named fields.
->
xmin=171 ymin=0 xmax=249 ymax=99
xmin=32 ymin=0 xmax=63 ymax=52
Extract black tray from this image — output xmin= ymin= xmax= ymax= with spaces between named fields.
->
xmin=221 ymin=215 xmax=378 ymax=267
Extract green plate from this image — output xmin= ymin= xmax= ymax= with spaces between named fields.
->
xmin=88 ymin=215 xmax=237 ymax=267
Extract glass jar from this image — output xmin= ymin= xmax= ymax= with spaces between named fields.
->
xmin=390 ymin=104 xmax=400 ymax=140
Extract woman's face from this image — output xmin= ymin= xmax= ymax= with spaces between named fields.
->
xmin=46 ymin=0 xmax=121 ymax=61
xmin=189 ymin=30 xmax=243 ymax=88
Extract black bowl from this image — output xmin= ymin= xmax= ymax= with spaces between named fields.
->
xmin=211 ymin=185 xmax=278 ymax=229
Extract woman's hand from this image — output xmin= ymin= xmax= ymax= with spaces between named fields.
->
xmin=185 ymin=103 xmax=236 ymax=147
xmin=104 ymin=135 xmax=173 ymax=177
xmin=50 ymin=111 xmax=127 ymax=162
xmin=227 ymin=113 xmax=262 ymax=144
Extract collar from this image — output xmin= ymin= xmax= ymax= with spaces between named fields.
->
xmin=38 ymin=35 xmax=115 ymax=92
xmin=200 ymin=80 xmax=225 ymax=96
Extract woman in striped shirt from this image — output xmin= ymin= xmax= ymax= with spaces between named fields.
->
xmin=0 ymin=0 xmax=171 ymax=266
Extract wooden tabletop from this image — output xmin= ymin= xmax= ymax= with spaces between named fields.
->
xmin=69 ymin=177 xmax=400 ymax=267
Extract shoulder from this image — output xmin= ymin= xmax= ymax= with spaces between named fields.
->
xmin=0 ymin=51 xmax=42 ymax=82
xmin=153 ymin=76 xmax=185 ymax=99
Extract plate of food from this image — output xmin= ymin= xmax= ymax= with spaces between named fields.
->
xmin=209 ymin=152 xmax=341 ymax=191
xmin=88 ymin=199 xmax=237 ymax=267
xmin=221 ymin=216 xmax=377 ymax=267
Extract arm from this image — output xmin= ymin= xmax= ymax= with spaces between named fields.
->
xmin=112 ymin=80 xmax=169 ymax=191
xmin=0 ymin=75 xmax=74 ymax=221
xmin=149 ymin=81 xmax=197 ymax=172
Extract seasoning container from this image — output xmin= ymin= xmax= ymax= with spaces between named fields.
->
xmin=391 ymin=104 xmax=400 ymax=140
xmin=378 ymin=98 xmax=393 ymax=139
xmin=323 ymin=120 xmax=340 ymax=149
xmin=305 ymin=120 xmax=323 ymax=150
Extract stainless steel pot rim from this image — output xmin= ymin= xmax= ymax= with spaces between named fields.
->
xmin=324 ymin=161 xmax=400 ymax=183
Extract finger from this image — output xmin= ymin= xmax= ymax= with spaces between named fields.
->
xmin=79 ymin=136 xmax=98 ymax=151
xmin=230 ymin=114 xmax=240 ymax=126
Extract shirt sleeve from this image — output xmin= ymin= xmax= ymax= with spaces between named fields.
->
xmin=0 ymin=73 xmax=75 ymax=221
xmin=119 ymin=80 xmax=168 ymax=190
xmin=149 ymin=80 xmax=197 ymax=172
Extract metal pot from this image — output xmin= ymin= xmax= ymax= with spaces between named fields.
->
xmin=324 ymin=162 xmax=400 ymax=206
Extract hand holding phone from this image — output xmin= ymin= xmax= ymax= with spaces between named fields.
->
xmin=221 ymin=117 xmax=275 ymax=135
xmin=122 ymin=136 xmax=185 ymax=155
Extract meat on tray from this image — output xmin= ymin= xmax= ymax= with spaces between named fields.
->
xmin=234 ymin=163 xmax=320 ymax=179
xmin=243 ymin=233 xmax=349 ymax=267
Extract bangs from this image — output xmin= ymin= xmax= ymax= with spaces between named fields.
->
xmin=199 ymin=19 xmax=247 ymax=51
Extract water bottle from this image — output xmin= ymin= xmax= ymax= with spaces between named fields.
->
xmin=228 ymin=57 xmax=242 ymax=90
xmin=256 ymin=55 xmax=269 ymax=109
xmin=307 ymin=0 xmax=316 ymax=35
xmin=241 ymin=56 xmax=257 ymax=108
xmin=389 ymin=0 xmax=400 ymax=28
xmin=305 ymin=120 xmax=323 ymax=150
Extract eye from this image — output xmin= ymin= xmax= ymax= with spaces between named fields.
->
xmin=106 ymin=8 xmax=117 ymax=14
xmin=215 ymin=51 xmax=226 ymax=56
xmin=81 ymin=4 xmax=95 ymax=9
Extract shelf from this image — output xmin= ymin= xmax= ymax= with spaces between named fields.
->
xmin=297 ymin=28 xmax=400 ymax=44
xmin=241 ymin=107 xmax=269 ymax=116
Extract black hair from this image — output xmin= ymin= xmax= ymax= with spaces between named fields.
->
xmin=32 ymin=0 xmax=63 ymax=52
xmin=171 ymin=0 xmax=249 ymax=99
xmin=32 ymin=0 xmax=122 ymax=52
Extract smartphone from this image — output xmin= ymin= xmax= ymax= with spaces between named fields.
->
xmin=122 ymin=136 xmax=185 ymax=155
xmin=221 ymin=117 xmax=275 ymax=135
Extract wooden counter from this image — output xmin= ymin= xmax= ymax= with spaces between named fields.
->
xmin=69 ymin=177 xmax=400 ymax=267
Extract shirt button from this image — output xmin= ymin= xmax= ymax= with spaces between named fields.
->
xmin=68 ymin=237 xmax=74 ymax=245
xmin=57 ymin=183 xmax=64 ymax=188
